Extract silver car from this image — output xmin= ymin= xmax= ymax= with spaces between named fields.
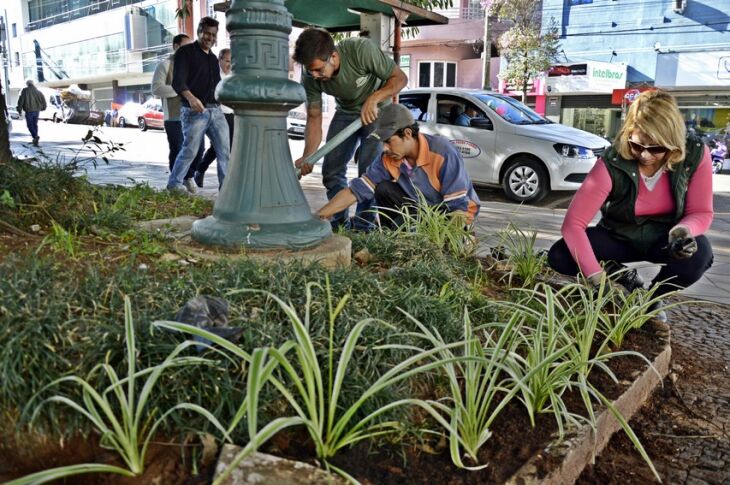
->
xmin=399 ymin=88 xmax=611 ymax=203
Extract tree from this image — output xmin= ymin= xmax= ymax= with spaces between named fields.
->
xmin=486 ymin=0 xmax=559 ymax=103
xmin=0 ymin=81 xmax=12 ymax=163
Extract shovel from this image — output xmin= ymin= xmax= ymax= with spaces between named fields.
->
xmin=296 ymin=118 xmax=363 ymax=178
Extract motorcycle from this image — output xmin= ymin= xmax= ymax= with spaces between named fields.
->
xmin=710 ymin=142 xmax=727 ymax=174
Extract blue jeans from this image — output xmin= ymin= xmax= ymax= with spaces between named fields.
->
xmin=167 ymin=106 xmax=230 ymax=190
xmin=198 ymin=113 xmax=234 ymax=179
xmin=25 ymin=111 xmax=40 ymax=139
xmin=322 ymin=110 xmax=383 ymax=230
xmin=164 ymin=120 xmax=204 ymax=178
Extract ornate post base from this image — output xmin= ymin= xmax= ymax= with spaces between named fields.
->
xmin=191 ymin=0 xmax=331 ymax=249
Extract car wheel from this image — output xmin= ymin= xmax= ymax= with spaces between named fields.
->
xmin=119 ymin=117 xmax=126 ymax=128
xmin=502 ymin=157 xmax=549 ymax=203
xmin=138 ymin=118 xmax=147 ymax=131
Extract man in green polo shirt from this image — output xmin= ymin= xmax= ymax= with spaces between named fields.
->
xmin=293 ymin=27 xmax=408 ymax=230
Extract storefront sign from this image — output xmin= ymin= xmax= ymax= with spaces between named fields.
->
xmin=546 ymin=61 xmax=627 ymax=94
xmin=656 ymin=50 xmax=730 ymax=87
xmin=400 ymin=55 xmax=410 ymax=69
xmin=611 ymin=87 xmax=654 ymax=105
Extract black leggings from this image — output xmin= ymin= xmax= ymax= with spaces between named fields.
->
xmin=548 ymin=225 xmax=714 ymax=297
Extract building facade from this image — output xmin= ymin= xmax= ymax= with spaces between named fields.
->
xmin=3 ymin=0 xmax=228 ymax=110
xmin=543 ymin=0 xmax=730 ymax=139
xmin=400 ymin=0 xmax=501 ymax=90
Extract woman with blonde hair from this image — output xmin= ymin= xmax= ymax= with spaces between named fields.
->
xmin=547 ymin=90 xmax=714 ymax=321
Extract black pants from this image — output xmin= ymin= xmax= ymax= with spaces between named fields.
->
xmin=164 ymin=120 xmax=204 ymax=179
xmin=197 ymin=113 xmax=234 ymax=177
xmin=373 ymin=181 xmax=416 ymax=229
xmin=548 ymin=225 xmax=714 ymax=297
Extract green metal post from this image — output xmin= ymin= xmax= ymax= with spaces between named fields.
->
xmin=192 ymin=0 xmax=331 ymax=248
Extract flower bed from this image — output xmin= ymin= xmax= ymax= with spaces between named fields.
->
xmin=0 ymin=159 xmax=676 ymax=484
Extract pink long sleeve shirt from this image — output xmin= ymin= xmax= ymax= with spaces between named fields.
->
xmin=561 ymin=148 xmax=714 ymax=277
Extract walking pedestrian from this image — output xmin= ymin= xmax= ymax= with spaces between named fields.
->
xmin=194 ymin=48 xmax=234 ymax=188
xmin=152 ymin=34 xmax=204 ymax=193
xmin=16 ymin=79 xmax=47 ymax=147
xmin=292 ymin=28 xmax=408 ymax=231
xmin=166 ymin=17 xmax=230 ymax=193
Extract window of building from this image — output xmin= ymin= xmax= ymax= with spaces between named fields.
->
xmin=11 ymin=23 xmax=17 ymax=37
xmin=418 ymin=61 xmax=457 ymax=88
xmin=14 ymin=52 xmax=20 ymax=66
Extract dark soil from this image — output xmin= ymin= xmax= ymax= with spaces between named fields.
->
xmin=578 ymin=297 xmax=730 ymax=484
xmin=0 ymin=431 xmax=216 ymax=484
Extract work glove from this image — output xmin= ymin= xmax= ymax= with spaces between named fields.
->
xmin=666 ymin=225 xmax=697 ymax=260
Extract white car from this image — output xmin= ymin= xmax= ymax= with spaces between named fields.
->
xmin=287 ymin=109 xmax=306 ymax=138
xmin=116 ymin=102 xmax=144 ymax=128
xmin=399 ymin=88 xmax=610 ymax=203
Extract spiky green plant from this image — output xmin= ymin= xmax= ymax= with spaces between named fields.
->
xmin=378 ymin=191 xmax=476 ymax=258
xmin=495 ymin=222 xmax=547 ymax=288
xmin=499 ymin=281 xmax=662 ymax=481
xmin=11 ymin=296 xmax=228 ymax=485
xmin=156 ymin=279 xmax=464 ymax=480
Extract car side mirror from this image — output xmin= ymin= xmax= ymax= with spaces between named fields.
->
xmin=470 ymin=118 xmax=493 ymax=130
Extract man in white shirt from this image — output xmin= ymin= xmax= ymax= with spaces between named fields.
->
xmin=151 ymin=34 xmax=204 ymax=193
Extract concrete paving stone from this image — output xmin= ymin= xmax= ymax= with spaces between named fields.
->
xmin=688 ymin=466 xmax=728 ymax=483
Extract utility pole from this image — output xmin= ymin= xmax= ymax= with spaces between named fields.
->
xmin=0 ymin=15 xmax=10 ymax=100
xmin=481 ymin=11 xmax=491 ymax=90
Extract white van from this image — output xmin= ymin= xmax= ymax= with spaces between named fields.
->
xmin=36 ymin=87 xmax=64 ymax=123
xmin=399 ymin=88 xmax=611 ymax=203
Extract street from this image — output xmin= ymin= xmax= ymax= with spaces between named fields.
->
xmin=10 ymin=120 xmax=730 ymax=304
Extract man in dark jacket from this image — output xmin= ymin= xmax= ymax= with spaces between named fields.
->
xmin=17 ymin=79 xmax=47 ymax=146
xmin=166 ymin=16 xmax=229 ymax=193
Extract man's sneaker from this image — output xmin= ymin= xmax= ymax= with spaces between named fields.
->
xmin=32 ymin=136 xmax=39 ymax=146
xmin=648 ymin=299 xmax=668 ymax=323
xmin=615 ymin=268 xmax=645 ymax=293
xmin=183 ymin=178 xmax=197 ymax=194
xmin=193 ymin=171 xmax=204 ymax=188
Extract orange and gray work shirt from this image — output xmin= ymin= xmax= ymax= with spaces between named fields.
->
xmin=349 ymin=133 xmax=481 ymax=224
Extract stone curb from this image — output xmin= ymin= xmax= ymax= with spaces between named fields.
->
xmin=214 ymin=448 xmax=347 ymax=484
xmin=506 ymin=320 xmax=672 ymax=485
xmin=135 ymin=217 xmax=352 ymax=269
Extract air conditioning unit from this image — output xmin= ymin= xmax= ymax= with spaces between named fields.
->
xmin=673 ymin=0 xmax=687 ymax=13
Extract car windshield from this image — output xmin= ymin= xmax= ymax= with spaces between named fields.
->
xmin=475 ymin=94 xmax=550 ymax=125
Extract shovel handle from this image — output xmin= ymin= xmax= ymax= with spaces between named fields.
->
xmin=296 ymin=118 xmax=363 ymax=178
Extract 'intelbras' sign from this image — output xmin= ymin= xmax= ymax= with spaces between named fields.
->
xmin=547 ymin=61 xmax=627 ymax=93
xmin=590 ymin=65 xmax=626 ymax=90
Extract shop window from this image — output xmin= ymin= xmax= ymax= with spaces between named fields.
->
xmin=12 ymin=23 xmax=17 ymax=38
xmin=418 ymin=61 xmax=457 ymax=88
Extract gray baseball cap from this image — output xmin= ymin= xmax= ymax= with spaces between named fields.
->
xmin=369 ymin=104 xmax=415 ymax=141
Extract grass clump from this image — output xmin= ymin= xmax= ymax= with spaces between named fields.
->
xmin=0 ymin=158 xmax=211 ymax=235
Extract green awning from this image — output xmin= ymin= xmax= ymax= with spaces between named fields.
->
xmin=214 ymin=0 xmax=448 ymax=32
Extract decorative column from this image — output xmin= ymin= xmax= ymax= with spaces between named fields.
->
xmin=192 ymin=0 xmax=331 ymax=248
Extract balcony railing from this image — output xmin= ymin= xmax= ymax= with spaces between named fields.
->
xmin=433 ymin=6 xmax=485 ymax=20
xmin=26 ymin=0 xmax=142 ymax=32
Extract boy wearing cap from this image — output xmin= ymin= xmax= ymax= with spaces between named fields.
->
xmin=317 ymin=104 xmax=481 ymax=228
